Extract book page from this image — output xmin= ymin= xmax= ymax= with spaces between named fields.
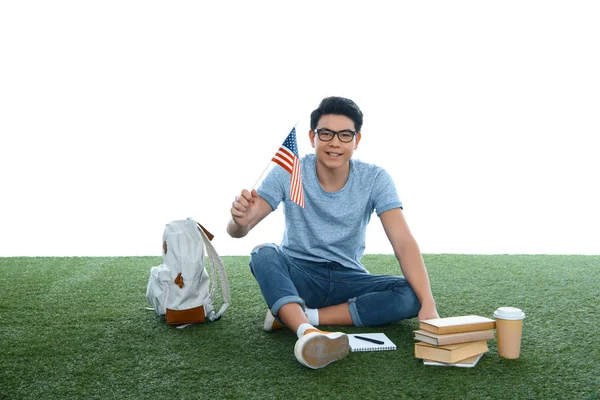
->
xmin=423 ymin=354 xmax=484 ymax=368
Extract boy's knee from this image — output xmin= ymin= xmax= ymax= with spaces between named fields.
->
xmin=250 ymin=243 xmax=279 ymax=261
xmin=251 ymin=242 xmax=278 ymax=255
xmin=249 ymin=243 xmax=281 ymax=273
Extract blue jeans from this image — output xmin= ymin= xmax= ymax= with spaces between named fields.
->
xmin=249 ymin=243 xmax=421 ymax=327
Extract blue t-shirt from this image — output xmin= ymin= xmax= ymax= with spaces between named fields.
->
xmin=258 ymin=154 xmax=403 ymax=272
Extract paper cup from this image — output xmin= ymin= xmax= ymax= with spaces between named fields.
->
xmin=494 ymin=307 xmax=526 ymax=359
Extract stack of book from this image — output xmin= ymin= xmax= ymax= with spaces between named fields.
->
xmin=414 ymin=315 xmax=496 ymax=368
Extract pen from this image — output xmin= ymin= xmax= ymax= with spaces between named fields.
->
xmin=355 ymin=335 xmax=384 ymax=345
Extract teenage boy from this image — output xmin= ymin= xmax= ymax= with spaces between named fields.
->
xmin=227 ymin=96 xmax=439 ymax=369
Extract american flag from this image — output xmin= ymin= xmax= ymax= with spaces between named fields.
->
xmin=271 ymin=127 xmax=305 ymax=208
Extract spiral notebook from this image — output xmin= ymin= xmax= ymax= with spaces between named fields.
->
xmin=348 ymin=333 xmax=396 ymax=352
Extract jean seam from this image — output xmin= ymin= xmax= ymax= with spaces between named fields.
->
xmin=289 ymin=257 xmax=331 ymax=283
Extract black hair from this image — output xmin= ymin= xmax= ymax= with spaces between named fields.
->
xmin=310 ymin=96 xmax=364 ymax=132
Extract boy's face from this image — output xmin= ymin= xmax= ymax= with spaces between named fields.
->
xmin=309 ymin=114 xmax=362 ymax=171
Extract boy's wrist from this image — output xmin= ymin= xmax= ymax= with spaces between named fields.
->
xmin=419 ymin=297 xmax=437 ymax=310
xmin=227 ymin=219 xmax=249 ymax=238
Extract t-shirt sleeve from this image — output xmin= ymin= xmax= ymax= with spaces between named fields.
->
xmin=257 ymin=165 xmax=288 ymax=212
xmin=372 ymin=169 xmax=403 ymax=216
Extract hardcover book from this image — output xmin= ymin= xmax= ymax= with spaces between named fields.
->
xmin=414 ymin=329 xmax=495 ymax=346
xmin=419 ymin=315 xmax=496 ymax=334
xmin=414 ymin=340 xmax=489 ymax=364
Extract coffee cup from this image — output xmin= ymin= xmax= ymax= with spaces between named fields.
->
xmin=494 ymin=307 xmax=526 ymax=359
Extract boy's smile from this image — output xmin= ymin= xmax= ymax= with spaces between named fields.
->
xmin=309 ymin=114 xmax=362 ymax=173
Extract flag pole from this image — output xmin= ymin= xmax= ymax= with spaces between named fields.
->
xmin=251 ymin=121 xmax=300 ymax=190
xmin=251 ymin=161 xmax=272 ymax=191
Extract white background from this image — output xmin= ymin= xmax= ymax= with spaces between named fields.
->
xmin=1 ymin=1 xmax=598 ymax=257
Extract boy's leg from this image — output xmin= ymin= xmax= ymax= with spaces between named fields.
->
xmin=251 ymin=244 xmax=340 ymax=322
xmin=277 ymin=302 xmax=349 ymax=369
xmin=249 ymin=245 xmax=349 ymax=369
xmin=249 ymin=243 xmax=305 ymax=316
xmin=345 ymin=276 xmax=420 ymax=327
xmin=278 ymin=302 xmax=309 ymax=333
xmin=313 ymin=264 xmax=421 ymax=327
xmin=317 ymin=303 xmax=353 ymax=325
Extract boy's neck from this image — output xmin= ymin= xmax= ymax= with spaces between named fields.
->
xmin=316 ymin=160 xmax=350 ymax=192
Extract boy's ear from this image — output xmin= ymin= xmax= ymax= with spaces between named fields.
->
xmin=308 ymin=129 xmax=316 ymax=148
xmin=354 ymin=132 xmax=362 ymax=150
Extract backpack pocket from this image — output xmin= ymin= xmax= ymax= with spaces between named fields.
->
xmin=165 ymin=305 xmax=206 ymax=325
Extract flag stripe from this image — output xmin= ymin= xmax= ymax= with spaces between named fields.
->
xmin=290 ymin=158 xmax=304 ymax=207
xmin=272 ymin=147 xmax=294 ymax=173
xmin=272 ymin=157 xmax=293 ymax=174
xmin=278 ymin=147 xmax=294 ymax=161
xmin=270 ymin=127 xmax=305 ymax=208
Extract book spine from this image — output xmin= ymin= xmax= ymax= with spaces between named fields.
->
xmin=414 ymin=341 xmax=488 ymax=364
xmin=414 ymin=335 xmax=437 ymax=346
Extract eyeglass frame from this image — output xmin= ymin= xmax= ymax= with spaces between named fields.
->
xmin=313 ymin=128 xmax=358 ymax=143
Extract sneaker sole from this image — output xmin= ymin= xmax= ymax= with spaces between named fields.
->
xmin=294 ymin=332 xmax=349 ymax=369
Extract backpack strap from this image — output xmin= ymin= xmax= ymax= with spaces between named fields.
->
xmin=196 ymin=222 xmax=231 ymax=321
xmin=198 ymin=223 xmax=214 ymax=241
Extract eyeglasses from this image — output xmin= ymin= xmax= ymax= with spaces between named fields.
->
xmin=314 ymin=128 xmax=357 ymax=143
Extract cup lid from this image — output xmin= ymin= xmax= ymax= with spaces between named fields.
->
xmin=494 ymin=307 xmax=526 ymax=320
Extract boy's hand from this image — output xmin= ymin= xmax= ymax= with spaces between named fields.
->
xmin=230 ymin=189 xmax=260 ymax=229
xmin=418 ymin=302 xmax=440 ymax=321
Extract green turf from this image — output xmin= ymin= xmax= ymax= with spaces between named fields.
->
xmin=1 ymin=255 xmax=598 ymax=399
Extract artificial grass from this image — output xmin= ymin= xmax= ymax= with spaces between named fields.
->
xmin=1 ymin=254 xmax=598 ymax=399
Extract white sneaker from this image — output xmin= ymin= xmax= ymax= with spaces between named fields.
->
xmin=294 ymin=328 xmax=349 ymax=369
xmin=263 ymin=309 xmax=285 ymax=332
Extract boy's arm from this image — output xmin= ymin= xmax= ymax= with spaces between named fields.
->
xmin=227 ymin=189 xmax=273 ymax=238
xmin=379 ymin=208 xmax=439 ymax=321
